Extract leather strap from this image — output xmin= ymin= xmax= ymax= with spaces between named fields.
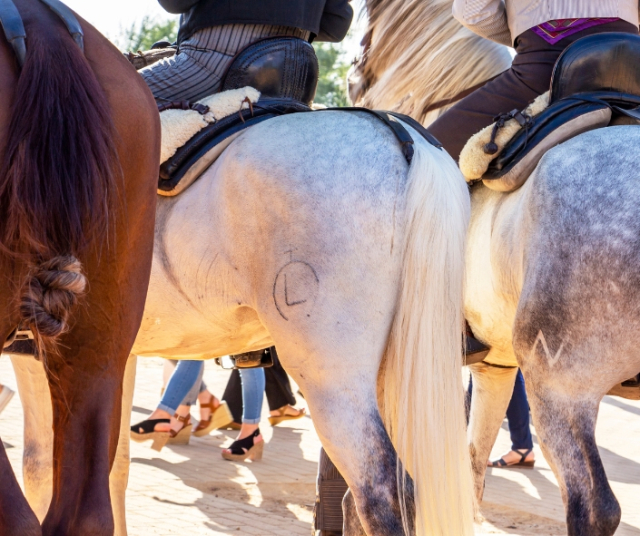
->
xmin=0 ymin=0 xmax=26 ymax=67
xmin=37 ymin=0 xmax=83 ymax=51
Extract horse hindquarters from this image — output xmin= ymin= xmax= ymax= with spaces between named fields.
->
xmin=0 ymin=6 xmax=160 ymax=535
xmin=256 ymin=126 xmax=473 ymax=535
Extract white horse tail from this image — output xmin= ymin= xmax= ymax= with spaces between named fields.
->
xmin=381 ymin=131 xmax=475 ymax=535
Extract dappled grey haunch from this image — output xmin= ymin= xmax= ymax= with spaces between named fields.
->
xmin=15 ymin=109 xmax=476 ymax=536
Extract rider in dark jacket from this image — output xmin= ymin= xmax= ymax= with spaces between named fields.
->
xmin=160 ymin=0 xmax=353 ymax=43
xmin=142 ymin=0 xmax=353 ymax=102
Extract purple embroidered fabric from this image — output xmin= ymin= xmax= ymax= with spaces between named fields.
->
xmin=532 ymin=18 xmax=621 ymax=44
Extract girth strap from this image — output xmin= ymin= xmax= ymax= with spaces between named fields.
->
xmin=0 ymin=0 xmax=83 ymax=70
xmin=0 ymin=0 xmax=26 ymax=67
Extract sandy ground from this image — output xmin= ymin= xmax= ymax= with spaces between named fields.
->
xmin=1 ymin=356 xmax=639 ymax=535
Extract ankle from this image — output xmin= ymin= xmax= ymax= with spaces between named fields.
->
xmin=149 ymin=408 xmax=171 ymax=420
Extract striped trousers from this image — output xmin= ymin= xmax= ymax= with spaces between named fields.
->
xmin=141 ymin=24 xmax=310 ymax=103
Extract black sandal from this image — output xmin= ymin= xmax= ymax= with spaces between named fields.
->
xmin=221 ymin=429 xmax=264 ymax=462
xmin=490 ymin=448 xmax=535 ymax=468
xmin=130 ymin=418 xmax=171 ymax=450
xmin=130 ymin=418 xmax=169 ymax=439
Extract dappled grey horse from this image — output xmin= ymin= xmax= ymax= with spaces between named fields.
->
xmin=465 ymin=126 xmax=640 ymax=535
xmin=12 ymin=108 xmax=476 ymax=535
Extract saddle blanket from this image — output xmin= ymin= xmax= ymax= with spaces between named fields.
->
xmin=160 ymin=86 xmax=261 ymax=165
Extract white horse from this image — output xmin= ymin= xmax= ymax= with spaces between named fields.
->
xmin=352 ymin=0 xmax=640 ymax=534
xmin=10 ymin=103 xmax=476 ymax=534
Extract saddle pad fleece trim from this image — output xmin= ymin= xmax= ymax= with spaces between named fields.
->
xmin=482 ymin=107 xmax=611 ymax=192
xmin=459 ymin=92 xmax=550 ymax=182
xmin=160 ymin=87 xmax=260 ymax=164
xmin=158 ymin=115 xmax=274 ymax=196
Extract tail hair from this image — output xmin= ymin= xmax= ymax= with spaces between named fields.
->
xmin=0 ymin=26 xmax=120 ymax=348
xmin=381 ymin=131 xmax=475 ymax=535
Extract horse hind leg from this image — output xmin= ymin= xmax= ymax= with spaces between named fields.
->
xmin=10 ymin=354 xmax=54 ymax=522
xmin=272 ymin=339 xmax=413 ymax=535
xmin=467 ymin=360 xmax=518 ymax=500
xmin=513 ymin=321 xmax=621 ymax=535
xmin=525 ymin=382 xmax=620 ymax=535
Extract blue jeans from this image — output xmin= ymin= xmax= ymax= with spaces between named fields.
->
xmin=467 ymin=369 xmax=533 ymax=451
xmin=158 ymin=360 xmax=205 ymax=415
xmin=239 ymin=368 xmax=265 ymax=424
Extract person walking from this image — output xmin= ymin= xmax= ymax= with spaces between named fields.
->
xmin=468 ymin=370 xmax=535 ymax=467
xmin=130 ymin=360 xmax=232 ymax=446
xmin=221 ymin=347 xmax=306 ymax=430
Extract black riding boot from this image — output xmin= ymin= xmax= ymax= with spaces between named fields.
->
xmin=465 ymin=321 xmax=490 ymax=365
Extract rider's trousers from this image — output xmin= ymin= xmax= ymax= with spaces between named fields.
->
xmin=428 ymin=19 xmax=638 ymax=162
xmin=140 ymin=23 xmax=310 ymax=103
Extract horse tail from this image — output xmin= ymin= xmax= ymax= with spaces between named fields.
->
xmin=0 ymin=25 xmax=120 ymax=346
xmin=381 ymin=131 xmax=475 ymax=535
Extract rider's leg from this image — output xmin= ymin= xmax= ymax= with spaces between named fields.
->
xmin=428 ymin=19 xmax=638 ymax=163
xmin=140 ymin=24 xmax=311 ymax=104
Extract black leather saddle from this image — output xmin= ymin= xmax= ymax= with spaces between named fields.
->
xmin=160 ymin=36 xmax=442 ymax=195
xmin=159 ymin=37 xmax=318 ymax=194
xmin=483 ymin=33 xmax=640 ymax=185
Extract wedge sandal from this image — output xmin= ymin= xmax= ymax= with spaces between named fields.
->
xmin=193 ymin=399 xmax=233 ymax=437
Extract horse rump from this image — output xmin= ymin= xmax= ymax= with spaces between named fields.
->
xmin=0 ymin=22 xmax=121 ymax=346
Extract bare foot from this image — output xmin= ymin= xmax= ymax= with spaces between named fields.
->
xmin=488 ymin=448 xmax=535 ymax=467
xmin=148 ymin=406 xmax=191 ymax=434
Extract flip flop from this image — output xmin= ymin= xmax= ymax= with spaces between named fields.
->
xmin=490 ymin=448 xmax=535 ymax=468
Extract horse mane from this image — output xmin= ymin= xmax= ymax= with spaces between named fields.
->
xmin=352 ymin=0 xmax=513 ymax=125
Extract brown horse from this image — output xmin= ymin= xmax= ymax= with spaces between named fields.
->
xmin=0 ymin=1 xmax=160 ymax=535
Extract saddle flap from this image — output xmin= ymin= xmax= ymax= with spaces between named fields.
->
xmin=482 ymin=104 xmax=611 ymax=192
xmin=551 ymin=33 xmax=640 ymax=103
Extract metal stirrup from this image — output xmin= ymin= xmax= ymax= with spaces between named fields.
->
xmin=0 ymin=0 xmax=26 ymax=67
xmin=37 ymin=0 xmax=84 ymax=52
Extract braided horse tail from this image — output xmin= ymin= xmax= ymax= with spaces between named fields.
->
xmin=0 ymin=16 xmax=120 ymax=349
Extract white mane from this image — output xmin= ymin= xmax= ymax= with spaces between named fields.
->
xmin=352 ymin=0 xmax=513 ymax=125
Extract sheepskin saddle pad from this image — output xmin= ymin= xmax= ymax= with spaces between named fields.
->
xmin=459 ymin=32 xmax=640 ymax=193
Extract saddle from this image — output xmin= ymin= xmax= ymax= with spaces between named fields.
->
xmin=158 ymin=37 xmax=442 ymax=196
xmin=460 ymin=33 xmax=640 ymax=192
xmin=158 ymin=37 xmax=319 ymax=195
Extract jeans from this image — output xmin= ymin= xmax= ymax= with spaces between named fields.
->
xmin=223 ymin=347 xmax=296 ymax=423
xmin=158 ymin=360 xmax=205 ymax=415
xmin=467 ymin=369 xmax=533 ymax=451
xmin=239 ymin=368 xmax=265 ymax=424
